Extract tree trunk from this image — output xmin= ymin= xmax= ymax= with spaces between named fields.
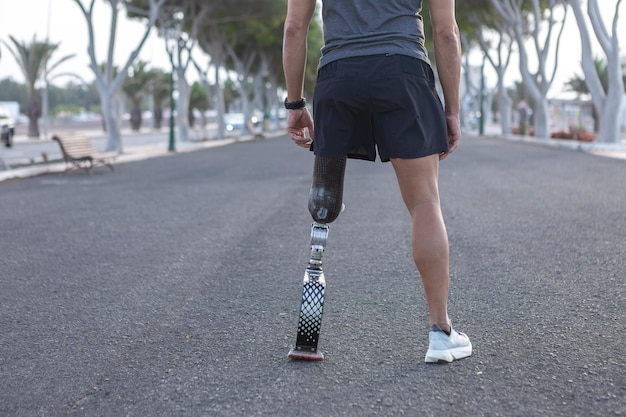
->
xmin=569 ymin=0 xmax=624 ymax=143
xmin=214 ymin=65 xmax=226 ymax=139
xmin=42 ymin=83 xmax=50 ymax=139
xmin=592 ymin=106 xmax=599 ymax=133
xmin=498 ymin=82 xmax=513 ymax=135
xmin=569 ymin=0 xmax=606 ymax=135
xmin=153 ymin=105 xmax=163 ymax=130
xmin=130 ymin=103 xmax=142 ymax=131
xmin=597 ymin=89 xmax=623 ymax=143
xmin=188 ymin=109 xmax=195 ymax=128
xmin=176 ymin=74 xmax=190 ymax=143
xmin=460 ymin=51 xmax=478 ymax=130
xmin=27 ymin=93 xmax=41 ymax=138
xmin=241 ymin=89 xmax=251 ymax=134
xmin=476 ymin=25 xmax=514 ymax=136
xmin=491 ymin=0 xmax=566 ymax=139
xmin=75 ymin=0 xmax=165 ymax=153
xmin=101 ymin=92 xmax=122 ymax=152
xmin=533 ymin=98 xmax=550 ymax=139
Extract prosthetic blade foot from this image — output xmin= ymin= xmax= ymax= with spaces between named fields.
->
xmin=289 ymin=223 xmax=328 ymax=360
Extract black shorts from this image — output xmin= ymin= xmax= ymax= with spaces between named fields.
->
xmin=312 ymin=54 xmax=448 ymax=162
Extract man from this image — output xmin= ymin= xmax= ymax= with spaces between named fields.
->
xmin=283 ymin=0 xmax=471 ymax=363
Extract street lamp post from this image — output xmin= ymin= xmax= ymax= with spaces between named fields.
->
xmin=165 ymin=14 xmax=183 ymax=153
xmin=479 ymin=56 xmax=486 ymax=136
xmin=168 ymin=59 xmax=176 ymax=152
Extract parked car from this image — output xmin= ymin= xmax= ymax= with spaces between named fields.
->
xmin=0 ymin=108 xmax=15 ymax=148
xmin=224 ymin=113 xmax=245 ymax=132
xmin=223 ymin=112 xmax=263 ymax=134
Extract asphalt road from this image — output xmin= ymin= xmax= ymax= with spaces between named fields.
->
xmin=0 ymin=135 xmax=624 ymax=416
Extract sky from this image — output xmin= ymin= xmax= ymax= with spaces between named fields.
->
xmin=0 ymin=0 xmax=625 ymax=98
xmin=0 ymin=0 xmax=173 ymax=84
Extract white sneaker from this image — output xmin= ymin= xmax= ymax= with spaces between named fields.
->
xmin=424 ymin=324 xmax=472 ymax=363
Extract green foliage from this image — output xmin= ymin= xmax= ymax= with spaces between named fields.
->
xmin=2 ymin=35 xmax=76 ymax=136
xmin=222 ymin=78 xmax=240 ymax=112
xmin=189 ymin=81 xmax=210 ymax=110
xmin=421 ymin=0 xmax=501 ymax=52
xmin=3 ymin=36 xmax=60 ymax=92
xmin=52 ymin=104 xmax=84 ymax=117
xmin=121 ymin=60 xmax=155 ymax=130
xmin=150 ymin=0 xmax=300 ymax=86
xmin=128 ymin=0 xmax=317 ymax=98
xmin=122 ymin=60 xmax=153 ymax=105
xmin=564 ymin=57 xmax=626 ymax=96
xmin=48 ymin=80 xmax=101 ymax=113
xmin=150 ymin=69 xmax=171 ymax=107
xmin=218 ymin=0 xmax=286 ymax=73
xmin=0 ymin=78 xmax=28 ymax=109
xmin=0 ymin=77 xmax=103 ymax=116
xmin=456 ymin=0 xmax=501 ymax=40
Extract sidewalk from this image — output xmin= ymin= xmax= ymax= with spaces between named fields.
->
xmin=492 ymin=133 xmax=626 ymax=160
xmin=472 ymin=122 xmax=626 ymax=161
xmin=0 ymin=127 xmax=284 ymax=183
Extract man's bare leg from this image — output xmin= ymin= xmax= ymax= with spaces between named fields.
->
xmin=390 ymin=155 xmax=451 ymax=333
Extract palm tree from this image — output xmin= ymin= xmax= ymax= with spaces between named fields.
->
xmin=149 ymin=69 xmax=170 ymax=130
xmin=188 ymin=81 xmax=210 ymax=129
xmin=565 ymin=58 xmax=609 ymax=96
xmin=565 ymin=58 xmax=626 ymax=132
xmin=3 ymin=36 xmax=74 ymax=138
xmin=122 ymin=60 xmax=152 ymax=131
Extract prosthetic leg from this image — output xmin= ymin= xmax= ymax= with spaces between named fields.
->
xmin=288 ymin=156 xmax=346 ymax=360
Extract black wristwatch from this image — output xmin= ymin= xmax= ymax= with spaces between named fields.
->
xmin=284 ymin=97 xmax=306 ymax=110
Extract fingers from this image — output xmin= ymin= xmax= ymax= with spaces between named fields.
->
xmin=441 ymin=113 xmax=461 ymax=161
xmin=440 ymin=137 xmax=459 ymax=160
xmin=286 ymin=108 xmax=314 ymax=149
xmin=448 ymin=139 xmax=459 ymax=154
xmin=293 ymin=136 xmax=312 ymax=148
xmin=287 ymin=127 xmax=313 ymax=148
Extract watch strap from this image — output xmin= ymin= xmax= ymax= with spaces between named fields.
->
xmin=284 ymin=97 xmax=306 ymax=110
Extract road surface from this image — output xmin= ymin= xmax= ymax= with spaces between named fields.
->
xmin=0 ymin=135 xmax=624 ymax=416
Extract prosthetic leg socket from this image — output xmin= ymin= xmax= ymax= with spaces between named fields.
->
xmin=308 ymin=156 xmax=346 ymax=224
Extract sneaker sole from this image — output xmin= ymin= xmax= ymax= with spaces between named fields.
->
xmin=424 ymin=345 xmax=472 ymax=363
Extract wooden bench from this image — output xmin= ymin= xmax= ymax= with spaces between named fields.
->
xmin=52 ymin=135 xmax=117 ymax=173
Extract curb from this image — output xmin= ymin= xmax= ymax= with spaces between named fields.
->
xmin=474 ymin=133 xmax=626 ymax=160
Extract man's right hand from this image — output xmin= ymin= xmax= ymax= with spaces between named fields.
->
xmin=286 ymin=107 xmax=315 ymax=148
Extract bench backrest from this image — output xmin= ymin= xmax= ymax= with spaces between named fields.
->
xmin=52 ymin=135 xmax=98 ymax=159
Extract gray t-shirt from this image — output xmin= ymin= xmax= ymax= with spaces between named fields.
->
xmin=319 ymin=0 xmax=430 ymax=68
